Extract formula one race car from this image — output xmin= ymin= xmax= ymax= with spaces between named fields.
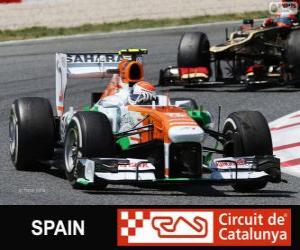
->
xmin=9 ymin=49 xmax=282 ymax=192
xmin=159 ymin=18 xmax=300 ymax=88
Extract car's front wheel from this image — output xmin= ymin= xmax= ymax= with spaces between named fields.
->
xmin=223 ymin=111 xmax=273 ymax=192
xmin=64 ymin=111 xmax=115 ymax=189
xmin=178 ymin=32 xmax=211 ymax=68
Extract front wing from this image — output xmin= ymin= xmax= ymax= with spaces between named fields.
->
xmin=159 ymin=66 xmax=285 ymax=87
xmin=74 ymin=156 xmax=281 ymax=187
xmin=159 ymin=66 xmax=238 ymax=87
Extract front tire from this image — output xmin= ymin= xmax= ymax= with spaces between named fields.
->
xmin=64 ymin=111 xmax=115 ymax=189
xmin=177 ymin=32 xmax=211 ymax=68
xmin=9 ymin=97 xmax=55 ymax=170
xmin=223 ymin=111 xmax=272 ymax=192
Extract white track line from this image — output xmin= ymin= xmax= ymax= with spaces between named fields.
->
xmin=274 ymin=147 xmax=300 ymax=162
xmin=272 ymin=127 xmax=300 ymax=147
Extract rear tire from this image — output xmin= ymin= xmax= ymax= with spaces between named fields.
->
xmin=64 ymin=111 xmax=115 ymax=189
xmin=223 ymin=111 xmax=272 ymax=192
xmin=177 ymin=32 xmax=211 ymax=68
xmin=9 ymin=97 xmax=55 ymax=170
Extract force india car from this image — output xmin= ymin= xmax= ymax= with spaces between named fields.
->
xmin=9 ymin=49 xmax=282 ymax=192
xmin=159 ymin=18 xmax=300 ymax=88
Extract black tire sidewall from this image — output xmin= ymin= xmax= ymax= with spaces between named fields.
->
xmin=177 ymin=32 xmax=211 ymax=68
xmin=287 ymin=30 xmax=300 ymax=81
xmin=10 ymin=97 xmax=55 ymax=170
xmin=223 ymin=111 xmax=273 ymax=157
xmin=64 ymin=111 xmax=115 ymax=187
xmin=223 ymin=111 xmax=272 ymax=192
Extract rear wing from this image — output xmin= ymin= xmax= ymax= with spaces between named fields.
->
xmin=55 ymin=49 xmax=147 ymax=116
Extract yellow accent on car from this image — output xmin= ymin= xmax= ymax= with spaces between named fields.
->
xmin=118 ymin=48 xmax=148 ymax=55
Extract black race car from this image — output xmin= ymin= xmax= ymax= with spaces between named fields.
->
xmin=159 ymin=19 xmax=300 ymax=88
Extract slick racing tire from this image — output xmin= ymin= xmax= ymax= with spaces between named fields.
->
xmin=223 ymin=111 xmax=272 ymax=192
xmin=177 ymin=32 xmax=211 ymax=68
xmin=286 ymin=30 xmax=300 ymax=87
xmin=64 ymin=111 xmax=115 ymax=189
xmin=170 ymin=97 xmax=199 ymax=110
xmin=9 ymin=97 xmax=55 ymax=170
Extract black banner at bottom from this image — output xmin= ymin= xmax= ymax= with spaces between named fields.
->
xmin=0 ymin=206 xmax=298 ymax=249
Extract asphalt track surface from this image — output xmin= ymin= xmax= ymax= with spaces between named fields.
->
xmin=0 ymin=22 xmax=299 ymax=205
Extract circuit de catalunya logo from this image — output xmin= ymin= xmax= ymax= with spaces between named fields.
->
xmin=117 ymin=209 xmax=291 ymax=246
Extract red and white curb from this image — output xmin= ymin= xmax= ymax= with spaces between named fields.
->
xmin=270 ymin=110 xmax=300 ymax=177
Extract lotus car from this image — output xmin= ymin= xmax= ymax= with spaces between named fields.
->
xmin=159 ymin=18 xmax=300 ymax=88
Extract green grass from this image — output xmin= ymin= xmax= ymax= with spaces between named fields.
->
xmin=0 ymin=11 xmax=269 ymax=41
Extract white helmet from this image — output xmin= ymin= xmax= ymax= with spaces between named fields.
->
xmin=128 ymin=81 xmax=156 ymax=105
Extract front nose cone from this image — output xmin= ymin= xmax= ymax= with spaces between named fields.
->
xmin=168 ymin=126 xmax=204 ymax=143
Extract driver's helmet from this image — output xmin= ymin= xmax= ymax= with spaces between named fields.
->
xmin=128 ymin=81 xmax=156 ymax=105
xmin=277 ymin=15 xmax=295 ymax=27
xmin=276 ymin=0 xmax=299 ymax=27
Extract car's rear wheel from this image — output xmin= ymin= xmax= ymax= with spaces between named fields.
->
xmin=286 ymin=30 xmax=300 ymax=87
xmin=64 ymin=111 xmax=115 ymax=189
xmin=223 ymin=111 xmax=272 ymax=192
xmin=177 ymin=32 xmax=211 ymax=68
xmin=9 ymin=97 xmax=55 ymax=170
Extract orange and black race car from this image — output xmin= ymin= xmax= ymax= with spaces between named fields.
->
xmin=9 ymin=49 xmax=283 ymax=192
xmin=159 ymin=14 xmax=300 ymax=88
